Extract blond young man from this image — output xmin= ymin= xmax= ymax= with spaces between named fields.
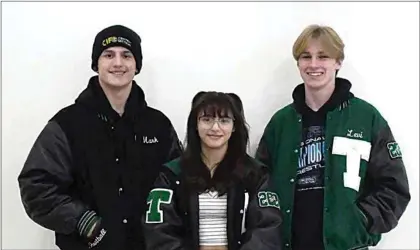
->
xmin=256 ymin=24 xmax=410 ymax=250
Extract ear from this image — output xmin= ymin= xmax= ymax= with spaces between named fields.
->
xmin=335 ymin=59 xmax=342 ymax=70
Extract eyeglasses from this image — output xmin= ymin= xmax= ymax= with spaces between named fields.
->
xmin=198 ymin=116 xmax=234 ymax=129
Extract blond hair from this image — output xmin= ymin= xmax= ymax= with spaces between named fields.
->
xmin=293 ymin=24 xmax=345 ymax=62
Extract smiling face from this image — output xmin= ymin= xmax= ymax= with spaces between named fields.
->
xmin=197 ymin=112 xmax=234 ymax=151
xmin=297 ymin=39 xmax=342 ymax=90
xmin=97 ymin=46 xmax=136 ymax=89
xmin=292 ymin=25 xmax=345 ymax=91
xmin=184 ymin=92 xmax=249 ymax=166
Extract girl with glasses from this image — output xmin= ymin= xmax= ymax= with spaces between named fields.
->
xmin=143 ymin=91 xmax=283 ymax=250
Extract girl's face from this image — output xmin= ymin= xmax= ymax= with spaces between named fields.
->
xmin=197 ymin=111 xmax=234 ymax=151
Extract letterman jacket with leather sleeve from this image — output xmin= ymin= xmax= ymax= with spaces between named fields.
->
xmin=256 ymin=79 xmax=410 ymax=250
xmin=18 ymin=76 xmax=182 ymax=250
xmin=142 ymin=156 xmax=283 ymax=250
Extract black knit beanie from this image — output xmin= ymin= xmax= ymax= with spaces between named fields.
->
xmin=91 ymin=25 xmax=143 ymax=75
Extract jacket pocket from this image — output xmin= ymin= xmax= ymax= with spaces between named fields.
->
xmin=348 ymin=245 xmax=369 ymax=250
xmin=355 ymin=203 xmax=369 ymax=228
xmin=350 ymin=203 xmax=373 ymax=248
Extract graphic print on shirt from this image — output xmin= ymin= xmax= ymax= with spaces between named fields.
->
xmin=297 ymin=125 xmax=325 ymax=191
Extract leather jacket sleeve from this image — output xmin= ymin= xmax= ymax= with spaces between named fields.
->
xmin=161 ymin=120 xmax=183 ymax=163
xmin=142 ymin=168 xmax=187 ymax=250
xmin=357 ymin=124 xmax=410 ymax=234
xmin=17 ymin=121 xmax=89 ymax=234
xmin=255 ymin=117 xmax=277 ymax=170
xmin=240 ymin=168 xmax=283 ymax=250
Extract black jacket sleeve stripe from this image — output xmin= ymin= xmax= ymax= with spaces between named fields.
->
xmin=18 ymin=121 xmax=89 ymax=234
xmin=357 ymin=124 xmax=411 ymax=234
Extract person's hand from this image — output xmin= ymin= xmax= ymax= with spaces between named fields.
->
xmin=85 ymin=218 xmax=107 ymax=248
xmin=77 ymin=210 xmax=107 ymax=248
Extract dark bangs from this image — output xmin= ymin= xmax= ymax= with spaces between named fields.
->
xmin=181 ymin=91 xmax=250 ymax=195
xmin=195 ymin=93 xmax=234 ymax=119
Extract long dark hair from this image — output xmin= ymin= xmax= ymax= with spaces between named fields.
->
xmin=180 ymin=91 xmax=249 ymax=195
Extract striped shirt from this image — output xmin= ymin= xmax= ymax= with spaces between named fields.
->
xmin=198 ymin=191 xmax=228 ymax=246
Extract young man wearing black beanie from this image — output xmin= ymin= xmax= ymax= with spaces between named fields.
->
xmin=18 ymin=24 xmax=183 ymax=250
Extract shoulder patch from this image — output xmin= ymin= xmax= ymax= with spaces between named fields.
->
xmin=387 ymin=142 xmax=402 ymax=159
xmin=145 ymin=188 xmax=173 ymax=223
xmin=258 ymin=191 xmax=280 ymax=209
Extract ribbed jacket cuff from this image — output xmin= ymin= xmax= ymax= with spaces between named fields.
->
xmin=77 ymin=210 xmax=100 ymax=237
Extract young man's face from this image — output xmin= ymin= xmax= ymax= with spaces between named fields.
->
xmin=297 ymin=39 xmax=341 ymax=90
xmin=97 ymin=46 xmax=136 ymax=89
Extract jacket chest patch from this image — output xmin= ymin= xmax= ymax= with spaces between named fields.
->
xmin=332 ymin=136 xmax=371 ymax=192
xmin=146 ymin=188 xmax=173 ymax=224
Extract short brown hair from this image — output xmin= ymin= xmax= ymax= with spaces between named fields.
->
xmin=293 ymin=24 xmax=345 ymax=62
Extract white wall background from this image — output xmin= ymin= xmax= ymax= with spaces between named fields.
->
xmin=2 ymin=2 xmax=419 ymax=249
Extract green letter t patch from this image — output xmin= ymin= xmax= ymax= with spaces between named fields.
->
xmin=145 ymin=188 xmax=173 ymax=223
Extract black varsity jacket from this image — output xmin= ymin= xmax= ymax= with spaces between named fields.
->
xmin=142 ymin=156 xmax=284 ymax=250
xmin=18 ymin=76 xmax=182 ymax=250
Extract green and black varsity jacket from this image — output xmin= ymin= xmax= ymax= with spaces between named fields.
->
xmin=256 ymin=94 xmax=410 ymax=250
